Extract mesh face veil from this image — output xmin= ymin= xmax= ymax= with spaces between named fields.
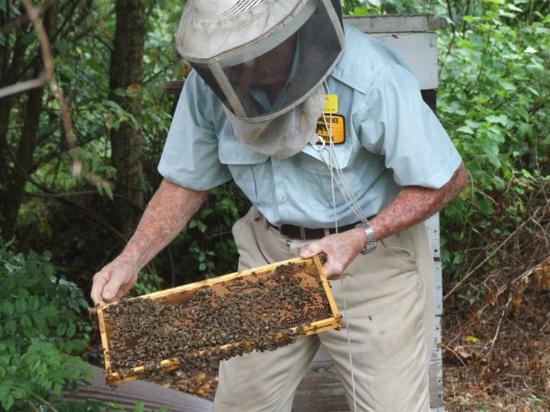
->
xmin=176 ymin=0 xmax=344 ymax=123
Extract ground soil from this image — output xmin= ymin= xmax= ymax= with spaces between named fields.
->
xmin=442 ymin=261 xmax=549 ymax=411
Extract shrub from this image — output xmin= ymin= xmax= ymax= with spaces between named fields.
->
xmin=0 ymin=238 xmax=92 ymax=411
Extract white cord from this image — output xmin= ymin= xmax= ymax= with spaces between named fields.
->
xmin=322 ymin=111 xmax=369 ymax=225
xmin=341 ymin=277 xmax=357 ymax=412
xmin=312 ymin=81 xmax=359 ymax=412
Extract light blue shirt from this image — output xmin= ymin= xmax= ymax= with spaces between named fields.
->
xmin=158 ymin=24 xmax=462 ymax=228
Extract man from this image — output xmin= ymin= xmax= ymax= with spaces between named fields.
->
xmin=92 ymin=1 xmax=467 ymax=411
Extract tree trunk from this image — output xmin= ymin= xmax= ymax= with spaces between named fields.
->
xmin=108 ymin=0 xmax=146 ymax=238
xmin=0 ymin=83 xmax=44 ymax=241
xmin=0 ymin=4 xmax=48 ymax=241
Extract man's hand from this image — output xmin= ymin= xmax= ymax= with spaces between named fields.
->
xmin=300 ymin=228 xmax=365 ymax=279
xmin=91 ymin=255 xmax=138 ymax=305
xmin=89 ymin=179 xmax=207 ymax=306
xmin=300 ymin=164 xmax=468 ymax=279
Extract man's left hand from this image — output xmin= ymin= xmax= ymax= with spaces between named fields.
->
xmin=299 ymin=228 xmax=366 ymax=279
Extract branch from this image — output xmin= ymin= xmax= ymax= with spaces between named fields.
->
xmin=27 ymin=189 xmax=143 ymax=213
xmin=23 ymin=185 xmax=126 ymax=242
xmin=445 ymin=0 xmax=454 ymax=23
xmin=21 ymin=0 xmax=79 ymax=172
xmin=19 ymin=0 xmax=112 ymax=191
xmin=7 ymin=159 xmax=126 ymax=241
xmin=444 ymin=214 xmax=533 ymax=300
xmin=30 ymin=392 xmax=60 ymax=412
xmin=0 ymin=0 xmax=56 ymax=35
xmin=0 ymin=73 xmax=47 ymax=99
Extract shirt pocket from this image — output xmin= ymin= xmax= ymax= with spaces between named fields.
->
xmin=297 ymin=143 xmax=355 ymax=213
xmin=218 ymin=137 xmax=269 ymax=204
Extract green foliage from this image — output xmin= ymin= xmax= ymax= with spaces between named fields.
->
xmin=170 ymin=183 xmax=249 ymax=281
xmin=346 ymin=0 xmax=549 ymax=277
xmin=436 ymin=1 xmax=549 ymax=274
xmin=130 ymin=271 xmax=165 ymax=296
xmin=5 ymin=0 xmax=548 ymax=289
xmin=0 ymin=239 xmax=92 ymax=410
xmin=0 ymin=239 xmax=156 ymax=411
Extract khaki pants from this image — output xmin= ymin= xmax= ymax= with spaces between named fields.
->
xmin=213 ymin=207 xmax=435 ymax=412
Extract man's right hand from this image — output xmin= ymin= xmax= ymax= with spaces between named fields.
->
xmin=89 ymin=180 xmax=208 ymax=306
xmin=91 ymin=255 xmax=139 ymax=305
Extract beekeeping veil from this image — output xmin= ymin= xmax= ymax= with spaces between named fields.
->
xmin=175 ymin=0 xmax=344 ymax=158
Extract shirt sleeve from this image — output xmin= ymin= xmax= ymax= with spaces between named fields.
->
xmin=157 ymin=71 xmax=232 ymax=190
xmin=353 ymin=62 xmax=462 ymax=189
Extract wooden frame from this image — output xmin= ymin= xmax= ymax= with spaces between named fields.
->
xmin=92 ymin=256 xmax=341 ymax=384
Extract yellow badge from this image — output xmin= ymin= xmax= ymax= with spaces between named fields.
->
xmin=323 ymin=94 xmax=339 ymax=114
xmin=316 ymin=114 xmax=345 ymax=145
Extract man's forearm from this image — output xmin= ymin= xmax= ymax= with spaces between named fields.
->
xmin=369 ymin=163 xmax=468 ymax=241
xmin=120 ymin=179 xmax=208 ymax=270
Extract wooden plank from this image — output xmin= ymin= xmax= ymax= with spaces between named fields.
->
xmin=344 ymin=14 xmax=447 ymax=33
xmin=64 ymin=364 xmax=213 ymax=412
xmin=426 ymin=215 xmax=444 ymax=409
xmin=314 ymin=255 xmax=342 ymax=324
xmin=426 ymin=215 xmax=443 ymax=317
xmin=293 ymin=347 xmax=348 ymax=412
xmin=371 ymin=32 xmax=439 ymax=90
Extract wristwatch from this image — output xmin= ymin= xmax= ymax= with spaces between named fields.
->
xmin=356 ymin=222 xmax=377 ymax=255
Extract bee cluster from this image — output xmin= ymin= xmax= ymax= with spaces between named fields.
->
xmin=102 ymin=262 xmax=331 ymax=393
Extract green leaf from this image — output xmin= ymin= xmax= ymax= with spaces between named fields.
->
xmin=486 ymin=114 xmax=509 ymax=126
xmin=28 ymin=296 xmax=40 ymax=312
xmin=1 ymin=394 xmax=14 ymax=411
xmin=499 ymin=81 xmax=516 ymax=92
xmin=2 ymin=301 xmax=14 ymax=317
xmin=5 ymin=320 xmax=16 ymax=335
xmin=66 ymin=323 xmax=76 ymax=338
xmin=20 ymin=315 xmax=31 ymax=328
xmin=134 ymin=401 xmax=145 ymax=412
xmin=43 ymin=263 xmax=55 ymax=277
xmin=32 ymin=312 xmax=46 ymax=331
xmin=15 ymin=298 xmax=27 ymax=314
xmin=56 ymin=323 xmax=67 ymax=337
xmin=456 ymin=125 xmax=474 ymax=135
xmin=10 ymin=387 xmax=27 ymax=400
xmin=477 ymin=198 xmax=493 ymax=215
xmin=22 ymin=325 xmax=34 ymax=338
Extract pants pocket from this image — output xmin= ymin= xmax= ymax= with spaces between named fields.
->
xmin=380 ymin=231 xmax=416 ymax=264
xmin=231 ymin=207 xmax=255 ymax=240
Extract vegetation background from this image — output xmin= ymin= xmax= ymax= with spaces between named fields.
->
xmin=0 ymin=0 xmax=548 ymax=410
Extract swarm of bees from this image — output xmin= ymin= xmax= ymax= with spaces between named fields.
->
xmin=102 ymin=262 xmax=331 ymax=387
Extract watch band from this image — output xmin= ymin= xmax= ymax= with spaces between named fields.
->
xmin=356 ymin=222 xmax=377 ymax=255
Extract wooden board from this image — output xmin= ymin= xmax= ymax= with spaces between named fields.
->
xmin=91 ymin=256 xmax=341 ymax=385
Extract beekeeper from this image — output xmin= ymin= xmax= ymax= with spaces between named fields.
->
xmin=91 ymin=0 xmax=467 ymax=410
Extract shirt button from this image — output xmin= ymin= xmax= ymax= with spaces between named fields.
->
xmin=281 ymin=193 xmax=288 ymax=202
xmin=236 ymin=152 xmax=242 ymax=161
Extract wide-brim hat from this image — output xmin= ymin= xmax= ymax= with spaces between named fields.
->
xmin=175 ymin=0 xmax=344 ymax=122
